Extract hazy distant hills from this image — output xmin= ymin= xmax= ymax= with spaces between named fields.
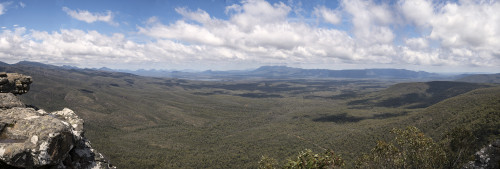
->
xmin=248 ymin=66 xmax=438 ymax=79
xmin=118 ymin=65 xmax=442 ymax=80
xmin=9 ymin=61 xmax=498 ymax=81
xmin=456 ymin=73 xmax=500 ymax=83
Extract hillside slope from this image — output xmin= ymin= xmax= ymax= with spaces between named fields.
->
xmin=347 ymin=81 xmax=491 ymax=108
xmin=410 ymin=86 xmax=500 ymax=143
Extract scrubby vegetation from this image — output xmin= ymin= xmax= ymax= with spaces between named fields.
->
xmin=264 ymin=126 xmax=487 ymax=169
xmin=356 ymin=126 xmax=445 ymax=168
xmin=259 ymin=149 xmax=344 ymax=169
xmin=1 ymin=62 xmax=498 ymax=168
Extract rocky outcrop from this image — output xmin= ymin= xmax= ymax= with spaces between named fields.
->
xmin=464 ymin=140 xmax=500 ymax=169
xmin=0 ymin=72 xmax=32 ymax=95
xmin=0 ymin=73 xmax=115 ymax=168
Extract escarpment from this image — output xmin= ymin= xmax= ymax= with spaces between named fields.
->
xmin=0 ymin=72 xmax=115 ymax=169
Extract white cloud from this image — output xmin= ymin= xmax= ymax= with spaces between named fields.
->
xmin=138 ymin=20 xmax=225 ymax=46
xmin=0 ymin=2 xmax=12 ymax=16
xmin=429 ymin=1 xmax=500 ymax=49
xmin=342 ymin=0 xmax=395 ymax=44
xmin=399 ymin=0 xmax=433 ymax=27
xmin=175 ymin=7 xmax=212 ymax=24
xmin=405 ymin=38 xmax=429 ymax=50
xmin=62 ymin=7 xmax=118 ymax=26
xmin=0 ymin=27 xmax=146 ymax=66
xmin=313 ymin=6 xmax=341 ymax=25
xmin=19 ymin=2 xmax=25 ymax=8
xmin=1 ymin=0 xmax=499 ymax=71
xmin=399 ymin=0 xmax=500 ymax=67
xmin=226 ymin=0 xmax=291 ymax=31
xmin=137 ymin=0 xmax=357 ymax=64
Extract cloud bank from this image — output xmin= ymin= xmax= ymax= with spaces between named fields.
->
xmin=0 ymin=0 xmax=499 ymax=71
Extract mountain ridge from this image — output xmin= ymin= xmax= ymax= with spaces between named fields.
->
xmin=128 ymin=65 xmax=442 ymax=79
xmin=1 ymin=62 xmax=447 ymax=80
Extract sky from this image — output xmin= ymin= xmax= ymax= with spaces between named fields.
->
xmin=0 ymin=0 xmax=499 ymax=73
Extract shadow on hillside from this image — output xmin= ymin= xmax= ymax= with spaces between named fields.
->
xmin=312 ymin=113 xmax=364 ymax=123
xmin=313 ymin=112 xmax=408 ymax=123
xmin=376 ymin=93 xmax=426 ymax=108
xmin=237 ymin=93 xmax=283 ymax=98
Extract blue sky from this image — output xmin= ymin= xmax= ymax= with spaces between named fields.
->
xmin=0 ymin=0 xmax=499 ymax=73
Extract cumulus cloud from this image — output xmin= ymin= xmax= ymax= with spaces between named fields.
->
xmin=136 ymin=0 xmax=499 ymax=69
xmin=428 ymin=1 xmax=500 ymax=49
xmin=399 ymin=0 xmax=433 ymax=27
xmin=137 ymin=0 xmax=360 ymax=66
xmin=1 ymin=0 xmax=499 ymax=71
xmin=399 ymin=0 xmax=500 ymax=67
xmin=342 ymin=0 xmax=395 ymax=45
xmin=0 ymin=28 xmax=143 ymax=65
xmin=227 ymin=0 xmax=291 ymax=31
xmin=62 ymin=7 xmax=118 ymax=26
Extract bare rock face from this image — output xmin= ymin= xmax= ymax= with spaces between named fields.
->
xmin=0 ymin=73 xmax=115 ymax=169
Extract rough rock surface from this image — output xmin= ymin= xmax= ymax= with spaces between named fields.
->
xmin=0 ymin=93 xmax=24 ymax=109
xmin=464 ymin=140 xmax=500 ymax=169
xmin=0 ymin=73 xmax=115 ymax=168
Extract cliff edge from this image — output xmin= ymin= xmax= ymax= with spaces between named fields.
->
xmin=0 ymin=72 xmax=115 ymax=169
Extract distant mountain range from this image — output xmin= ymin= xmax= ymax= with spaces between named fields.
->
xmin=119 ymin=65 xmax=442 ymax=80
xmin=3 ymin=61 xmax=499 ymax=81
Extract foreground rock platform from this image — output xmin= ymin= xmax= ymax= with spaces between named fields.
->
xmin=0 ymin=72 xmax=115 ymax=169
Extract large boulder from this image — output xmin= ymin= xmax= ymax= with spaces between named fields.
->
xmin=0 ymin=107 xmax=115 ymax=169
